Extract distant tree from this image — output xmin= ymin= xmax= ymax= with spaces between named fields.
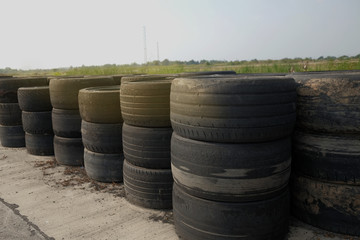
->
xmin=161 ymin=59 xmax=170 ymax=66
xmin=317 ymin=56 xmax=324 ymax=61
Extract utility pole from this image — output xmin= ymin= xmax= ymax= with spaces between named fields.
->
xmin=157 ymin=41 xmax=160 ymax=61
xmin=143 ymin=26 xmax=147 ymax=64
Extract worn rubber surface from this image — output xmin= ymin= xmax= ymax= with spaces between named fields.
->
xmin=123 ymin=160 xmax=173 ymax=209
xmin=25 ymin=133 xmax=54 ymax=156
xmin=120 ymin=74 xmax=175 ymax=84
xmin=22 ymin=111 xmax=53 ymax=134
xmin=173 ymin=183 xmax=289 ymax=240
xmin=84 ymin=148 xmax=124 ymax=183
xmin=49 ymin=76 xmax=116 ymax=109
xmin=120 ymin=80 xmax=172 ymax=127
xmin=17 ymin=86 xmax=51 ymax=112
xmin=0 ymin=77 xmax=48 ymax=103
xmin=294 ymin=73 xmax=360 ymax=133
xmin=122 ymin=123 xmax=172 ymax=169
xmin=0 ymin=103 xmax=22 ymax=125
xmin=291 ymin=173 xmax=360 ymax=236
xmin=79 ymin=85 xmax=122 ymax=123
xmin=171 ymin=132 xmax=291 ymax=202
xmin=0 ymin=125 xmax=25 ymax=148
xmin=53 ymin=136 xmax=84 ymax=166
xmin=293 ymin=130 xmax=360 ymax=183
xmin=170 ymin=75 xmax=297 ymax=143
xmin=81 ymin=120 xmax=122 ymax=154
xmin=52 ymin=108 xmax=81 ymax=138
xmin=178 ymin=71 xmax=236 ymax=77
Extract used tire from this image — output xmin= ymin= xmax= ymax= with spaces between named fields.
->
xmin=173 ymin=183 xmax=289 ymax=240
xmin=81 ymin=120 xmax=122 ymax=154
xmin=17 ymin=86 xmax=52 ymax=112
xmin=78 ymin=85 xmax=122 ymax=123
xmin=84 ymin=148 xmax=124 ymax=182
xmin=178 ymin=71 xmax=236 ymax=77
xmin=49 ymin=76 xmax=116 ymax=109
xmin=291 ymin=173 xmax=360 ymax=236
xmin=0 ymin=77 xmax=48 ymax=103
xmin=25 ymin=133 xmax=54 ymax=156
xmin=53 ymin=135 xmax=84 ymax=166
xmin=123 ymin=160 xmax=173 ymax=209
xmin=22 ymin=111 xmax=53 ymax=134
xmin=120 ymin=74 xmax=175 ymax=84
xmin=171 ymin=132 xmax=291 ymax=202
xmin=294 ymin=73 xmax=360 ymax=133
xmin=52 ymin=108 xmax=81 ymax=138
xmin=0 ymin=125 xmax=25 ymax=147
xmin=170 ymin=75 xmax=297 ymax=143
xmin=120 ymin=80 xmax=172 ymax=127
xmin=293 ymin=130 xmax=360 ymax=183
xmin=0 ymin=103 xmax=22 ymax=125
xmin=122 ymin=123 xmax=172 ymax=169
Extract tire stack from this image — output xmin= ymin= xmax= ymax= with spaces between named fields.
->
xmin=120 ymin=79 xmax=174 ymax=209
xmin=79 ymin=86 xmax=123 ymax=182
xmin=0 ymin=77 xmax=48 ymax=147
xmin=170 ymin=75 xmax=297 ymax=239
xmin=18 ymin=86 xmax=54 ymax=155
xmin=49 ymin=76 xmax=116 ymax=166
xmin=290 ymin=72 xmax=360 ymax=236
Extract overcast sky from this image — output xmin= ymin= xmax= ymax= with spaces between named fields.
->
xmin=1 ymin=0 xmax=359 ymax=70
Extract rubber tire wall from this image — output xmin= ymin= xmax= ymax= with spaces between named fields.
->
xmin=170 ymin=76 xmax=297 ymax=143
xmin=171 ymin=132 xmax=291 ymax=202
xmin=122 ymin=123 xmax=172 ymax=169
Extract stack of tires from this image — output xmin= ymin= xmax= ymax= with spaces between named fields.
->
xmin=18 ymin=86 xmax=54 ymax=155
xmin=0 ymin=77 xmax=48 ymax=147
xmin=170 ymin=75 xmax=297 ymax=239
xmin=49 ymin=76 xmax=116 ymax=166
xmin=79 ymin=86 xmax=123 ymax=182
xmin=290 ymin=72 xmax=360 ymax=236
xmin=120 ymin=79 xmax=174 ymax=209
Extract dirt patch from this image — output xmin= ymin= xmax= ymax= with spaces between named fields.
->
xmin=32 ymin=158 xmax=125 ymax=198
xmin=148 ymin=211 xmax=174 ymax=225
xmin=0 ymin=154 xmax=7 ymax=160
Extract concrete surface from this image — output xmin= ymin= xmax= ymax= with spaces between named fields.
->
xmin=0 ymin=145 xmax=359 ymax=240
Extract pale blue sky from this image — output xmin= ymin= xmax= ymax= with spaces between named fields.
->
xmin=0 ymin=0 xmax=359 ymax=69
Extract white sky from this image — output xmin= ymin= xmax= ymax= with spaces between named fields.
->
xmin=0 ymin=0 xmax=359 ymax=70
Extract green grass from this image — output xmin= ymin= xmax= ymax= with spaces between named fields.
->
xmin=2 ymin=57 xmax=360 ymax=77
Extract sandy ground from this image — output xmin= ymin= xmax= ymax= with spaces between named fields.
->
xmin=0 ymin=145 xmax=359 ymax=240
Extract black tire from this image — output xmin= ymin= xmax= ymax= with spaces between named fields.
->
xmin=49 ymin=76 xmax=116 ymax=109
xmin=52 ymin=108 xmax=81 ymax=138
xmin=294 ymin=73 xmax=360 ymax=134
xmin=17 ymin=86 xmax=51 ymax=112
xmin=22 ymin=111 xmax=53 ymax=134
xmin=123 ymin=160 xmax=173 ymax=209
xmin=81 ymin=120 xmax=122 ymax=154
xmin=78 ymin=85 xmax=122 ymax=124
xmin=293 ymin=130 xmax=360 ymax=183
xmin=170 ymin=75 xmax=297 ymax=143
xmin=84 ymin=148 xmax=124 ymax=183
xmin=120 ymin=74 xmax=175 ymax=84
xmin=53 ymin=135 xmax=84 ymax=166
xmin=0 ymin=77 xmax=48 ymax=103
xmin=0 ymin=125 xmax=25 ymax=148
xmin=291 ymin=173 xmax=360 ymax=236
xmin=178 ymin=71 xmax=236 ymax=77
xmin=25 ymin=133 xmax=54 ymax=156
xmin=120 ymin=80 xmax=172 ymax=127
xmin=173 ymin=183 xmax=289 ymax=240
xmin=122 ymin=123 xmax=172 ymax=169
xmin=171 ymin=132 xmax=291 ymax=202
xmin=0 ymin=103 xmax=22 ymax=126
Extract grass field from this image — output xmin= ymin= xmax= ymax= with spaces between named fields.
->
xmin=2 ymin=56 xmax=360 ymax=77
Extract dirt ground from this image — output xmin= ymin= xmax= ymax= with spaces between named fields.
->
xmin=0 ymin=145 xmax=359 ymax=240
